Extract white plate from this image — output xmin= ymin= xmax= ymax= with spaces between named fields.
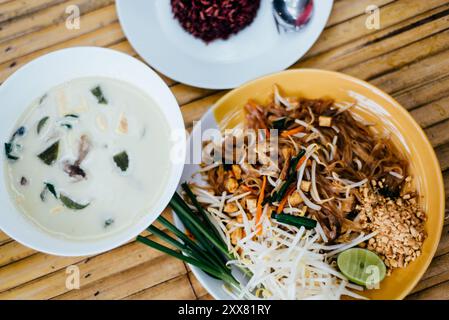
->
xmin=0 ymin=47 xmax=186 ymax=257
xmin=174 ymin=105 xmax=233 ymax=299
xmin=116 ymin=0 xmax=333 ymax=89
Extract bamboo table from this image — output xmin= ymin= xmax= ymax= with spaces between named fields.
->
xmin=0 ymin=0 xmax=449 ymax=300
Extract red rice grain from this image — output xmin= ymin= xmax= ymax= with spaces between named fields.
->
xmin=171 ymin=0 xmax=261 ymax=43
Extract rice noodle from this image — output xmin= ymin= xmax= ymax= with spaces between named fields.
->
xmin=307 ymin=106 xmax=315 ymax=125
xmin=315 ymin=222 xmax=329 ymax=243
xmin=332 ymin=125 xmax=340 ymax=133
xmin=335 ymin=102 xmax=355 ymax=115
xmin=327 ymin=232 xmax=378 ymax=257
xmin=298 ymin=189 xmax=321 ymax=211
xmin=353 ymin=158 xmax=362 ymax=171
xmin=228 ymin=191 xmax=252 ymax=203
xmin=296 ymin=144 xmax=317 ymax=192
xmin=295 ymin=119 xmax=325 ymax=143
xmin=389 ymin=171 xmax=404 ymax=179
xmin=199 ymin=162 xmax=221 ymax=172
xmin=274 ymin=85 xmax=292 ymax=109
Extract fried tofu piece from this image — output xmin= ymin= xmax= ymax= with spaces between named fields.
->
xmin=300 ymin=180 xmax=311 ymax=192
xmin=246 ymin=198 xmax=257 ymax=212
xmin=319 ymin=116 xmax=332 ymax=127
xmin=224 ymin=202 xmax=238 ymax=213
xmin=232 ymin=165 xmax=242 ymax=180
xmin=231 ymin=228 xmax=242 ymax=246
xmin=288 ymin=191 xmax=303 ymax=206
xmin=224 ymin=177 xmax=239 ymax=193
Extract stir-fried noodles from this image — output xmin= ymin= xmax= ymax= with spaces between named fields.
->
xmin=184 ymin=85 xmax=426 ymax=299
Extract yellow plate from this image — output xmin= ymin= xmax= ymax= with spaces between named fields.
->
xmin=212 ymin=69 xmax=445 ymax=300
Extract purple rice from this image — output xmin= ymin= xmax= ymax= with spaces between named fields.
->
xmin=171 ymin=0 xmax=261 ymax=43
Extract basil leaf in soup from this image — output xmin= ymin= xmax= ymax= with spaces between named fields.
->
xmin=37 ymin=116 xmax=49 ymax=134
xmin=45 ymin=183 xmax=57 ymax=199
xmin=4 ymin=143 xmax=19 ymax=160
xmin=64 ymin=114 xmax=79 ymax=119
xmin=20 ymin=177 xmax=28 ymax=186
xmin=60 ymin=194 xmax=90 ymax=210
xmin=91 ymin=86 xmax=108 ymax=104
xmin=104 ymin=219 xmax=114 ymax=228
xmin=60 ymin=114 xmax=79 ymax=130
xmin=38 ymin=141 xmax=59 ymax=165
xmin=40 ymin=182 xmax=58 ymax=201
xmin=60 ymin=123 xmax=73 ymax=130
xmin=13 ymin=127 xmax=26 ymax=138
xmin=4 ymin=127 xmax=26 ymax=161
xmin=113 ymin=151 xmax=129 ymax=172
xmin=39 ymin=94 xmax=47 ymax=105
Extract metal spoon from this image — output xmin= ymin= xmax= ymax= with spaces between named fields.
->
xmin=273 ymin=0 xmax=314 ymax=33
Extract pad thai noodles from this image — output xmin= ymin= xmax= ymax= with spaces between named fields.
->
xmin=181 ymin=85 xmax=427 ymax=299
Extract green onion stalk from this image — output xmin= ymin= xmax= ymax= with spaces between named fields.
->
xmin=136 ymin=184 xmax=250 ymax=290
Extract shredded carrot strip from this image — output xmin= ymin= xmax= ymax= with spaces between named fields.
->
xmin=281 ymin=126 xmax=304 ymax=138
xmin=296 ymin=156 xmax=307 ymax=171
xmin=276 ymin=186 xmax=296 ymax=214
xmin=242 ymin=185 xmax=254 ymax=192
xmin=255 ymin=176 xmax=267 ymax=235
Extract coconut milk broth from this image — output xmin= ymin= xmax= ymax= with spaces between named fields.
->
xmin=4 ymin=77 xmax=172 ymax=240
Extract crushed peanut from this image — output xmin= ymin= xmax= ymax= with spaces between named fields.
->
xmin=357 ymin=186 xmax=426 ymax=274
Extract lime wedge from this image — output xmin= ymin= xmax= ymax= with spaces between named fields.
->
xmin=337 ymin=248 xmax=386 ymax=288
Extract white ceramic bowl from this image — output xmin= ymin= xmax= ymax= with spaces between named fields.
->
xmin=0 ymin=47 xmax=186 ymax=257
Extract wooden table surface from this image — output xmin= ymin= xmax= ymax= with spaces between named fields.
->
xmin=1 ymin=0 xmax=449 ymax=300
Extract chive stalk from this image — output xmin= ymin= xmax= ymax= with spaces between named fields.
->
xmin=170 ymin=192 xmax=232 ymax=260
xmin=156 ymin=216 xmax=228 ymax=272
xmin=172 ymin=191 xmax=252 ymax=277
xmin=147 ymin=225 xmax=198 ymax=259
xmin=181 ymin=183 xmax=223 ymax=241
xmin=271 ymin=212 xmax=317 ymax=230
xmin=274 ymin=149 xmax=306 ymax=202
xmin=147 ymin=224 xmax=228 ymax=278
xmin=137 ymin=189 xmax=256 ymax=292
xmin=175 ymin=209 xmax=228 ymax=267
xmin=137 ymin=236 xmax=239 ymax=287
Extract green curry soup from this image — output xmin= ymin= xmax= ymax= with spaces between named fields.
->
xmin=4 ymin=77 xmax=172 ymax=240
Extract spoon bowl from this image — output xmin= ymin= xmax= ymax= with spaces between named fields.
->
xmin=273 ymin=0 xmax=314 ymax=32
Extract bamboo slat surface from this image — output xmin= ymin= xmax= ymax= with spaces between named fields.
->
xmin=0 ymin=0 xmax=449 ymax=300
